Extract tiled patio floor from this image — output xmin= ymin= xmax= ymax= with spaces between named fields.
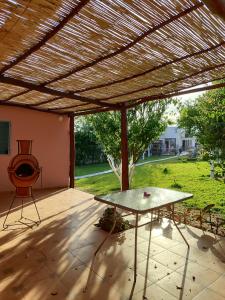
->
xmin=0 ymin=188 xmax=225 ymax=300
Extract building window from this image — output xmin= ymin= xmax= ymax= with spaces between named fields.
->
xmin=0 ymin=121 xmax=10 ymax=154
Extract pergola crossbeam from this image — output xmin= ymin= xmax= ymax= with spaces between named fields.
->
xmin=2 ymin=90 xmax=29 ymax=103
xmin=97 ymin=62 xmax=225 ymax=101
xmin=74 ymin=41 xmax=224 ymax=94
xmin=45 ymin=2 xmax=203 ymax=85
xmin=127 ymin=81 xmax=225 ymax=109
xmin=31 ymin=97 xmax=62 ymax=107
xmin=0 ymin=0 xmax=90 ymax=75
xmin=49 ymin=103 xmax=92 ymax=111
xmin=0 ymin=76 xmax=118 ymax=109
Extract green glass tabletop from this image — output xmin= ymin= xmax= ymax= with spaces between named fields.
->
xmin=94 ymin=187 xmax=193 ymax=214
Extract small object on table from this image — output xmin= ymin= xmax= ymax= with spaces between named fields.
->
xmin=143 ymin=191 xmax=151 ymax=197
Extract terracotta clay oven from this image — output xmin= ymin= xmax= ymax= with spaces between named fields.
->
xmin=8 ymin=140 xmax=40 ymax=197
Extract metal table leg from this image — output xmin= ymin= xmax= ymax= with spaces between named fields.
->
xmin=129 ymin=212 xmax=138 ymax=300
xmin=84 ymin=205 xmax=117 ymax=292
xmin=172 ymin=203 xmax=189 ymax=248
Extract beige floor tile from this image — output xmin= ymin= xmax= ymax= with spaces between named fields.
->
xmin=157 ymin=271 xmax=205 ymax=300
xmin=169 ymin=243 xmax=202 ymax=262
xmin=176 ymin=261 xmax=221 ymax=287
xmin=123 ymin=234 xmax=147 ymax=247
xmin=208 ymin=274 xmax=225 ymax=297
xmin=138 ymin=240 xmax=166 ymax=257
xmin=85 ymin=243 xmax=147 ymax=274
xmin=69 ymin=244 xmax=96 ymax=264
xmin=45 ymin=250 xmax=84 ymax=276
xmin=193 ymin=288 xmax=225 ymax=300
xmin=0 ymin=189 xmax=224 ymax=300
xmin=152 ymin=250 xmax=186 ymax=270
xmin=0 ymin=245 xmax=47 ymax=284
xmin=197 ymin=255 xmax=225 ymax=274
xmin=133 ymin=283 xmax=177 ymax=300
xmin=0 ymin=265 xmax=67 ymax=300
xmin=152 ymin=235 xmax=181 ymax=249
xmin=137 ymin=258 xmax=174 ymax=283
xmin=101 ymin=270 xmax=152 ymax=299
xmin=61 ymin=264 xmax=125 ymax=300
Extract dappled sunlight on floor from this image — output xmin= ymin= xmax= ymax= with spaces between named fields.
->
xmin=0 ymin=188 xmax=225 ymax=300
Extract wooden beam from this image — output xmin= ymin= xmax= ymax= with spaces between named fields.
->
xmin=73 ymin=106 xmax=121 ymax=116
xmin=0 ymin=2 xmax=204 ymax=105
xmin=0 ymin=76 xmax=118 ymax=108
xmin=45 ymin=3 xmax=203 ymax=85
xmin=0 ymin=102 xmax=65 ymax=115
xmin=121 ymin=107 xmax=129 ymax=191
xmin=49 ymin=102 xmax=92 ymax=111
xmin=0 ymin=0 xmax=90 ymax=75
xmin=126 ymin=81 xmax=225 ymax=109
xmin=74 ymin=41 xmax=225 ymax=94
xmin=96 ymin=62 xmax=225 ymax=101
xmin=30 ymin=96 xmax=62 ymax=107
xmin=69 ymin=114 xmax=75 ymax=188
xmin=2 ymin=90 xmax=29 ymax=102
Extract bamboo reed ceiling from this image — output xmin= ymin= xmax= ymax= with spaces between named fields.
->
xmin=0 ymin=0 xmax=225 ymax=115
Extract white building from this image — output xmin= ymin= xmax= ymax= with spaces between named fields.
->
xmin=145 ymin=126 xmax=196 ymax=156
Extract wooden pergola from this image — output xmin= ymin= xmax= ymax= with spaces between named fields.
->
xmin=0 ymin=0 xmax=225 ymax=190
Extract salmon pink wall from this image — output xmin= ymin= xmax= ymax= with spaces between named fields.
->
xmin=0 ymin=106 xmax=70 ymax=191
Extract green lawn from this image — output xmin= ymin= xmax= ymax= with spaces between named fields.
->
xmin=76 ymin=160 xmax=225 ymax=216
xmin=75 ymin=155 xmax=176 ymax=176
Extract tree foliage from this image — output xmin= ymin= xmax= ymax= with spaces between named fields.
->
xmin=75 ymin=117 xmax=106 ymax=165
xmin=87 ymin=100 xmax=172 ymax=187
xmin=178 ymin=84 xmax=225 ymax=179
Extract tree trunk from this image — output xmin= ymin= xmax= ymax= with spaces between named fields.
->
xmin=210 ymin=160 xmax=215 ymax=178
xmin=107 ymin=155 xmax=121 ymax=185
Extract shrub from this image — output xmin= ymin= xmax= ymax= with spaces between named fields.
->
xmin=95 ymin=207 xmax=130 ymax=233
xmin=163 ymin=167 xmax=169 ymax=174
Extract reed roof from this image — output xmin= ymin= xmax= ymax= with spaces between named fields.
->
xmin=0 ymin=0 xmax=224 ymax=115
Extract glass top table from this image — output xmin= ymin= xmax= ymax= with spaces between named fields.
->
xmin=94 ymin=187 xmax=193 ymax=213
xmin=85 ymin=187 xmax=193 ymax=299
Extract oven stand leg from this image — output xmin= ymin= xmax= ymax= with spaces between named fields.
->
xmin=20 ymin=198 xmax=24 ymax=220
xmin=2 ymin=195 xmax=16 ymax=229
xmin=172 ymin=203 xmax=189 ymax=248
xmin=84 ymin=206 xmax=117 ymax=293
xmin=31 ymin=192 xmax=41 ymax=225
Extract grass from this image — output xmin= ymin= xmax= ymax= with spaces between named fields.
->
xmin=75 ymin=155 xmax=176 ymax=176
xmin=76 ymin=160 xmax=225 ymax=216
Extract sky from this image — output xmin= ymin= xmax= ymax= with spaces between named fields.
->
xmin=166 ymin=84 xmax=207 ymax=124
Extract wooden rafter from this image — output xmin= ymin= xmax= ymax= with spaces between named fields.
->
xmin=1 ymin=2 xmax=204 ymax=104
xmin=73 ymin=107 xmax=118 ymax=116
xmin=54 ymin=75 xmax=225 ymax=113
xmin=0 ymin=101 xmax=64 ymax=115
xmin=126 ymin=81 xmax=225 ymax=109
xmin=74 ymin=41 xmax=225 ymax=94
xmin=0 ymin=0 xmax=90 ymax=75
xmin=0 ymin=76 xmax=119 ymax=109
xmin=96 ymin=62 xmax=225 ymax=101
xmin=49 ymin=103 xmax=91 ymax=111
xmin=2 ymin=90 xmax=29 ymax=102
xmin=72 ymin=79 xmax=225 ymax=116
xmin=45 ymin=2 xmax=203 ymax=86
xmin=30 ymin=96 xmax=62 ymax=107
xmin=0 ymin=0 xmax=224 ymax=116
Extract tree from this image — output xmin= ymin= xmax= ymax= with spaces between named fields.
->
xmin=178 ymin=84 xmax=225 ymax=180
xmin=87 ymin=100 xmax=172 ymax=188
xmin=75 ymin=117 xmax=106 ymax=165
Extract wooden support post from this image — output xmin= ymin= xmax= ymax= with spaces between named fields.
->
xmin=121 ymin=107 xmax=129 ymax=191
xmin=69 ymin=114 xmax=75 ymax=188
